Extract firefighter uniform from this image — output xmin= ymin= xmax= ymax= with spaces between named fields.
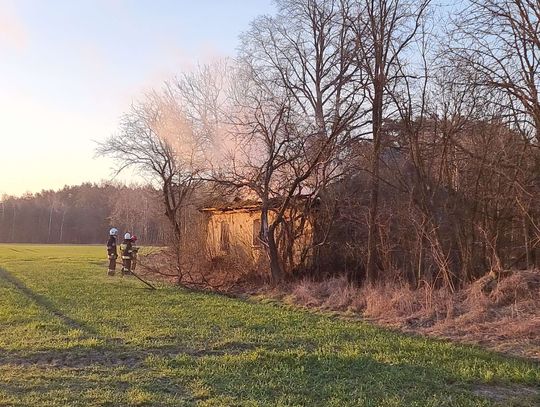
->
xmin=107 ymin=234 xmax=118 ymax=276
xmin=120 ymin=238 xmax=134 ymax=275
xmin=130 ymin=247 xmax=140 ymax=271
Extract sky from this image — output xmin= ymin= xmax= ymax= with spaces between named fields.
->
xmin=0 ymin=0 xmax=275 ymax=197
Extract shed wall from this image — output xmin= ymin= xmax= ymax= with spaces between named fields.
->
xmin=205 ymin=209 xmax=313 ymax=271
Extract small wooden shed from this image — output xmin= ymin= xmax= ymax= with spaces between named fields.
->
xmin=199 ymin=198 xmax=315 ymax=270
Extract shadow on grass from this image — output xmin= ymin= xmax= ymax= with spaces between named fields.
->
xmin=0 ymin=342 xmax=262 ymax=369
xmin=0 ymin=346 xmax=517 ymax=407
xmin=0 ymin=267 xmax=99 ymax=337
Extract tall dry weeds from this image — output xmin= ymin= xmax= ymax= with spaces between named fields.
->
xmin=280 ymin=270 xmax=540 ymax=359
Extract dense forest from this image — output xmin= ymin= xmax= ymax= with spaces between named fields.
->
xmin=0 ymin=183 xmax=169 ymax=245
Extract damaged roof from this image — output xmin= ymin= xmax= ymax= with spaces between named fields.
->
xmin=199 ymin=195 xmax=317 ymax=213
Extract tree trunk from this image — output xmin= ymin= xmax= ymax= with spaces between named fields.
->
xmin=366 ymin=76 xmax=384 ymax=284
xmin=260 ymin=204 xmax=284 ymax=283
xmin=267 ymin=227 xmax=283 ymax=283
xmin=47 ymin=204 xmax=54 ymax=243
xmin=10 ymin=205 xmax=16 ymax=242
xmin=59 ymin=209 xmax=66 ymax=243
xmin=162 ymin=183 xmax=183 ymax=280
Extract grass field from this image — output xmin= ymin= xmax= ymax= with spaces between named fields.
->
xmin=0 ymin=244 xmax=538 ymax=406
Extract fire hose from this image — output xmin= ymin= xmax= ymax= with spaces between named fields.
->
xmin=117 ymin=251 xmax=156 ymax=290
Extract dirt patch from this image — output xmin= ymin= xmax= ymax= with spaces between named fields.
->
xmin=0 ymin=349 xmax=143 ymax=368
xmin=472 ymin=384 xmax=540 ymax=404
xmin=0 ymin=342 xmax=261 ymax=369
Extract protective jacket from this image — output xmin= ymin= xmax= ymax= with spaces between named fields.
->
xmin=120 ymin=239 xmax=134 ymax=260
xmin=107 ymin=236 xmax=117 ymax=258
xmin=107 ymin=235 xmax=118 ymax=276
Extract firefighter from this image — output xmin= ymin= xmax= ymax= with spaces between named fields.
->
xmin=131 ymin=235 xmax=140 ymax=272
xmin=120 ymin=232 xmax=134 ymax=276
xmin=107 ymin=228 xmax=119 ymax=276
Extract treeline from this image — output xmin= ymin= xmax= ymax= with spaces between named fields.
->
xmin=0 ymin=183 xmax=169 ymax=245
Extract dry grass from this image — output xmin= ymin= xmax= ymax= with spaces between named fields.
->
xmin=279 ymin=270 xmax=540 ymax=360
xmin=138 ymin=248 xmax=267 ymax=291
xmin=287 ymin=276 xmax=358 ymax=309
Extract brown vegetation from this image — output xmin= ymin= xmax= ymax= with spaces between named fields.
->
xmin=279 ymin=271 xmax=540 ymax=360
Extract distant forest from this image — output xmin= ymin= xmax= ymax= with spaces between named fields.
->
xmin=0 ymin=183 xmax=169 ymax=245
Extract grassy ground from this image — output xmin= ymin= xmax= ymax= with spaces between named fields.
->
xmin=0 ymin=244 xmax=538 ymax=406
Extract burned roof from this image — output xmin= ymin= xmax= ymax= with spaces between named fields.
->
xmin=199 ymin=195 xmax=318 ymax=213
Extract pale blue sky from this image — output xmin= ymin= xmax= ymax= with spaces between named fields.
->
xmin=0 ymin=0 xmax=275 ymax=196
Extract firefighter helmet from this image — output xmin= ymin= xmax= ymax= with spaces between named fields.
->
xmin=124 ymin=232 xmax=131 ymax=240
xmin=109 ymin=228 xmax=118 ymax=236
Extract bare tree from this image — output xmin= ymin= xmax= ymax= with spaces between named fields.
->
xmin=445 ymin=0 xmax=540 ymax=269
xmin=97 ymin=91 xmax=204 ymax=280
xmin=218 ymin=85 xmax=301 ymax=281
xmin=348 ymin=0 xmax=432 ymax=283
xmin=171 ymin=59 xmax=231 ymax=150
xmin=215 ymin=0 xmax=367 ymax=282
xmin=448 ymin=0 xmax=540 ymax=141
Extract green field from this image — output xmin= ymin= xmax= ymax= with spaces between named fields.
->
xmin=0 ymin=244 xmax=538 ymax=406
